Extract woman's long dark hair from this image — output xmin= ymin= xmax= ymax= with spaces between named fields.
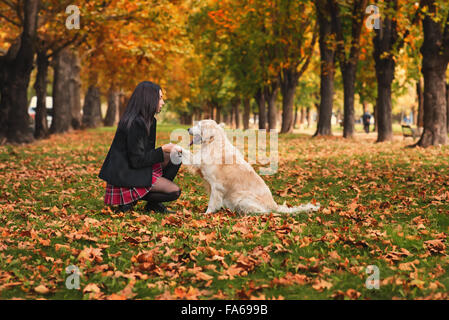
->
xmin=118 ymin=81 xmax=161 ymax=135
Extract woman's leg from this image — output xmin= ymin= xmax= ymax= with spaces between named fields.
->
xmin=142 ymin=177 xmax=181 ymax=203
xmin=162 ymin=160 xmax=181 ymax=181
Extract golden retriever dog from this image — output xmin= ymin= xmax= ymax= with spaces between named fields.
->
xmin=178 ymin=119 xmax=320 ymax=214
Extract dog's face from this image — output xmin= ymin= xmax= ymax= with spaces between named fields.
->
xmin=188 ymin=120 xmax=225 ymax=145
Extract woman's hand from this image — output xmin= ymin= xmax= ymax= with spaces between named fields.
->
xmin=162 ymin=143 xmax=182 ymax=154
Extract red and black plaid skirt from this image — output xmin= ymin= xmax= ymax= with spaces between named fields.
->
xmin=104 ymin=162 xmax=163 ymax=205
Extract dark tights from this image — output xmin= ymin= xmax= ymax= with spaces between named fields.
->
xmin=142 ymin=161 xmax=181 ymax=203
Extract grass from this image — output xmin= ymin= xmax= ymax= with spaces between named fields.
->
xmin=0 ymin=123 xmax=448 ymax=300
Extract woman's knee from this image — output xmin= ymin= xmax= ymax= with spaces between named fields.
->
xmin=173 ymin=186 xmax=181 ymax=199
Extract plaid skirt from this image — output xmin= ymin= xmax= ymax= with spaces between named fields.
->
xmin=104 ymin=162 xmax=163 ymax=205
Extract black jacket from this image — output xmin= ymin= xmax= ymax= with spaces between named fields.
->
xmin=98 ymin=116 xmax=164 ymax=187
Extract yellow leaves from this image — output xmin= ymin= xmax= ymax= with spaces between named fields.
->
xmin=34 ymin=285 xmax=50 ymax=294
xmin=312 ymin=279 xmax=333 ymax=292
xmin=161 ymin=214 xmax=183 ymax=227
xmin=173 ymin=286 xmax=201 ymax=300
xmin=220 ymin=264 xmax=245 ymax=280
xmin=78 ymin=246 xmax=103 ymax=264
xmin=83 ymin=283 xmax=101 ymax=294
xmin=331 ymin=289 xmax=361 ymax=300
xmin=232 ymin=222 xmax=252 ymax=235
xmin=197 ymin=230 xmax=217 ymax=243
xmin=271 ymin=273 xmax=308 ymax=286
xmin=424 ymin=239 xmax=446 ymax=255
xmin=195 ymin=271 xmax=214 ymax=281
xmin=329 ymin=250 xmax=341 ymax=260
xmin=398 ymin=259 xmax=420 ymax=271
xmin=384 ymin=247 xmax=412 ymax=263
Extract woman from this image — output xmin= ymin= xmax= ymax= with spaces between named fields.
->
xmin=99 ymin=81 xmax=182 ymax=213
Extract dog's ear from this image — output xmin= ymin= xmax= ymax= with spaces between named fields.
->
xmin=218 ymin=122 xmax=225 ymax=129
xmin=201 ymin=123 xmax=215 ymax=143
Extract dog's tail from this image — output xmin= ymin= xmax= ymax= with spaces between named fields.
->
xmin=275 ymin=201 xmax=320 ymax=214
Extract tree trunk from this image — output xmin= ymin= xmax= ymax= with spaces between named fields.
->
xmin=299 ymin=108 xmax=306 ymax=127
xmin=82 ymin=85 xmax=102 ymax=128
xmin=209 ymin=102 xmax=214 ymax=120
xmin=373 ymin=4 xmax=397 ymax=142
xmin=293 ymin=105 xmax=298 ymax=129
xmin=243 ymin=98 xmax=250 ymax=130
xmin=34 ymin=50 xmax=49 ymax=139
xmin=314 ymin=1 xmax=335 ymax=137
xmin=416 ymin=6 xmax=448 ymax=147
xmin=328 ymin=0 xmax=367 ymax=139
xmin=376 ymin=82 xmax=393 ymax=141
xmin=0 ymin=0 xmax=40 ymax=144
xmin=216 ymin=105 xmax=221 ymax=123
xmin=417 ymin=78 xmax=424 ymax=128
xmin=69 ymin=51 xmax=82 ymax=129
xmin=232 ymin=97 xmax=241 ymax=129
xmin=280 ymin=69 xmax=298 ymax=133
xmin=264 ymin=81 xmax=279 ymax=131
xmin=118 ymin=92 xmax=128 ymax=119
xmin=446 ymin=83 xmax=449 ymax=133
xmin=51 ymin=48 xmax=72 ymax=134
xmin=373 ymin=103 xmax=378 ymax=132
xmin=341 ymin=66 xmax=356 ymax=138
xmin=104 ymin=85 xmax=119 ymax=126
xmin=306 ymin=106 xmax=311 ymax=128
xmin=254 ymin=88 xmax=266 ymax=130
xmin=223 ymin=113 xmax=229 ymax=125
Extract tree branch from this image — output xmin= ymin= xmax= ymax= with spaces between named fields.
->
xmin=0 ymin=10 xmax=19 ymax=26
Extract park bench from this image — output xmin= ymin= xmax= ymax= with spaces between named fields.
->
xmin=401 ymin=124 xmax=420 ymax=140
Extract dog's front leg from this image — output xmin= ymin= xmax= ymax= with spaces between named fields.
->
xmin=179 ymin=147 xmax=200 ymax=168
xmin=205 ymin=188 xmax=223 ymax=214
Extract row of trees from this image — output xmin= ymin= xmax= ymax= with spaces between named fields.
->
xmin=0 ymin=0 xmax=192 ymax=144
xmin=186 ymin=0 xmax=449 ymax=147
xmin=0 ymin=0 xmax=448 ymax=148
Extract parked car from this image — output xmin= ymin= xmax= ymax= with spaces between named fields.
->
xmin=28 ymin=96 xmax=53 ymax=128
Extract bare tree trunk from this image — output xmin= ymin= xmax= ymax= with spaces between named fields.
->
xmin=118 ymin=92 xmax=127 ymax=119
xmin=34 ymin=49 xmax=49 ymax=139
xmin=341 ymin=66 xmax=356 ymax=138
xmin=69 ymin=51 xmax=82 ymax=129
xmin=299 ymin=108 xmax=306 ymax=127
xmin=232 ymin=97 xmax=241 ymax=129
xmin=216 ymin=105 xmax=221 ymax=123
xmin=328 ymin=0 xmax=367 ymax=139
xmin=293 ymin=105 xmax=298 ymax=129
xmin=416 ymin=3 xmax=448 ymax=147
xmin=209 ymin=102 xmax=214 ymax=120
xmin=104 ymin=85 xmax=119 ymax=126
xmin=0 ymin=0 xmax=40 ymax=144
xmin=417 ymin=78 xmax=424 ymax=128
xmin=82 ymin=84 xmax=102 ymax=128
xmin=280 ymin=69 xmax=298 ymax=133
xmin=51 ymin=48 xmax=72 ymax=134
xmin=447 ymin=82 xmax=449 ymax=133
xmin=243 ymin=97 xmax=250 ymax=130
xmin=373 ymin=103 xmax=378 ymax=132
xmin=223 ymin=113 xmax=229 ymax=125
xmin=373 ymin=1 xmax=397 ymax=142
xmin=264 ymin=81 xmax=279 ymax=131
xmin=255 ymin=88 xmax=267 ymax=130
xmin=314 ymin=0 xmax=335 ymax=137
xmin=306 ymin=106 xmax=311 ymax=128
